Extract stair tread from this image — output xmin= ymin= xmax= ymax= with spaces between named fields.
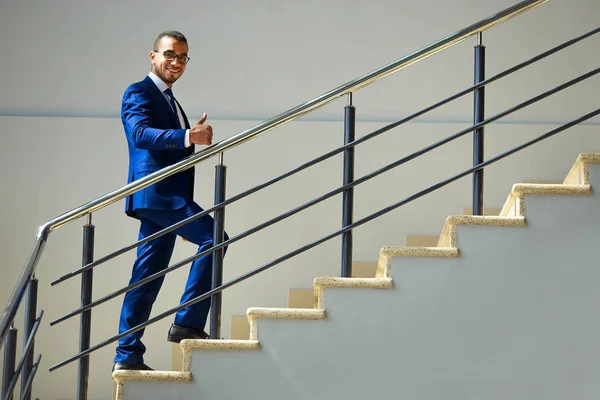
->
xmin=112 ymin=370 xmax=191 ymax=383
xmin=313 ymin=277 xmax=394 ymax=309
xmin=314 ymin=277 xmax=393 ymax=289
xmin=380 ymin=246 xmax=459 ymax=256
xmin=512 ymin=183 xmax=591 ymax=195
xmin=247 ymin=307 xmax=326 ymax=319
xmin=180 ymin=339 xmax=259 ymax=350
xmin=446 ymin=215 xmax=526 ymax=226
xmin=578 ymin=152 xmax=600 ymax=163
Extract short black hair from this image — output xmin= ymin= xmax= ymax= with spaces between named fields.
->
xmin=153 ymin=30 xmax=188 ymax=51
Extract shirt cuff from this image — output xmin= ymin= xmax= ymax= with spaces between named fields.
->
xmin=184 ymin=129 xmax=191 ymax=148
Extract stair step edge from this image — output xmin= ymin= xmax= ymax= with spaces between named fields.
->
xmin=247 ymin=307 xmax=326 ymax=320
xmin=381 ymin=246 xmax=459 ymax=257
xmin=446 ymin=215 xmax=526 ymax=226
xmin=578 ymin=152 xmax=600 ymax=164
xmin=512 ymin=183 xmax=591 ymax=195
xmin=313 ymin=277 xmax=393 ymax=289
xmin=313 ymin=277 xmax=394 ymax=309
xmin=112 ymin=370 xmax=192 ymax=383
xmin=376 ymin=247 xmax=459 ymax=279
xmin=180 ymin=339 xmax=260 ymax=351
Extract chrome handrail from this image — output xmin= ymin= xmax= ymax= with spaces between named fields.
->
xmin=0 ymin=0 xmax=547 ymax=347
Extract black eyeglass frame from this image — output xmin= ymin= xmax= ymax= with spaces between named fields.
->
xmin=153 ymin=50 xmax=191 ymax=65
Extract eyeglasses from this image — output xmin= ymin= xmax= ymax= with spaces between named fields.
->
xmin=154 ymin=50 xmax=191 ymax=65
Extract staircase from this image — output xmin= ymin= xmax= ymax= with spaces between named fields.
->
xmin=113 ymin=153 xmax=600 ymax=399
xmin=3 ymin=3 xmax=598 ymax=399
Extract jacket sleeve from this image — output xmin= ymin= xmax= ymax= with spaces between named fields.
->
xmin=122 ymin=84 xmax=187 ymax=150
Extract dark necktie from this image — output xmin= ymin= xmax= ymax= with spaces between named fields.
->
xmin=164 ymin=88 xmax=178 ymax=114
xmin=164 ymin=88 xmax=181 ymax=128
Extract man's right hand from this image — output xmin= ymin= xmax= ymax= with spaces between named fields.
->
xmin=189 ymin=113 xmax=213 ymax=145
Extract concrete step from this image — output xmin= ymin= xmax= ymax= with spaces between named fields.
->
xmin=228 ymin=262 xmax=377 ymax=340
xmin=119 ymin=153 xmax=600 ymax=400
xmin=286 ymin=262 xmax=378 ymax=309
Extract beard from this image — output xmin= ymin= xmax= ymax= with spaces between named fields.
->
xmin=154 ymin=67 xmax=181 ymax=85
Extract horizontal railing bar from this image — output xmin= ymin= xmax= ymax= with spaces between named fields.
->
xmin=40 ymin=0 xmax=547 ymax=235
xmin=3 ymin=311 xmax=42 ymax=400
xmin=49 ymin=25 xmax=600 ymax=287
xmin=49 ymin=66 xmax=600 ymax=326
xmin=49 ymin=107 xmax=600 ymax=372
xmin=17 ymin=354 xmax=40 ymax=400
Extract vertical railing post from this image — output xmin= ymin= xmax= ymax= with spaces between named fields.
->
xmin=341 ymin=93 xmax=355 ymax=278
xmin=473 ymin=32 xmax=486 ymax=216
xmin=20 ymin=276 xmax=38 ymax=400
xmin=210 ymin=153 xmax=227 ymax=340
xmin=2 ymin=324 xmax=17 ymax=400
xmin=76 ymin=214 xmax=94 ymax=400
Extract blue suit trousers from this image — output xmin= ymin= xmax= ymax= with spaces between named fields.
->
xmin=114 ymin=202 xmax=228 ymax=364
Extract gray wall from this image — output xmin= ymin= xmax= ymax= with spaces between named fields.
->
xmin=0 ymin=0 xmax=599 ymax=399
xmin=1 ymin=0 xmax=599 ymax=122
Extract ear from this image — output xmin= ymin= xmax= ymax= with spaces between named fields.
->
xmin=149 ymin=51 xmax=156 ymax=62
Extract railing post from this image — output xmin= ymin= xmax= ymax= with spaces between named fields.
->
xmin=2 ymin=324 xmax=17 ymax=400
xmin=20 ymin=276 xmax=38 ymax=400
xmin=341 ymin=93 xmax=355 ymax=278
xmin=473 ymin=32 xmax=486 ymax=216
xmin=77 ymin=214 xmax=94 ymax=400
xmin=210 ymin=153 xmax=227 ymax=339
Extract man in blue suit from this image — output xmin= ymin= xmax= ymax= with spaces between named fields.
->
xmin=113 ymin=30 xmax=226 ymax=371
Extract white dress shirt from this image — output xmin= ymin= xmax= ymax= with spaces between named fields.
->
xmin=148 ymin=72 xmax=191 ymax=148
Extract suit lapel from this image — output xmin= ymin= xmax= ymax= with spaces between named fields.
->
xmin=143 ymin=76 xmax=182 ymax=129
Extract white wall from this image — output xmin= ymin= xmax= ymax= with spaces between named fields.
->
xmin=0 ymin=0 xmax=599 ymax=123
xmin=0 ymin=0 xmax=599 ymax=399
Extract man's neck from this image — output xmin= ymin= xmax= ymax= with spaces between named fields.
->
xmin=148 ymin=72 xmax=172 ymax=91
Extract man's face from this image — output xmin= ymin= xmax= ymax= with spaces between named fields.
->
xmin=150 ymin=36 xmax=188 ymax=87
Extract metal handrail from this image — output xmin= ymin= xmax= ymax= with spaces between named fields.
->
xmin=19 ymin=354 xmax=41 ymax=400
xmin=49 ymin=65 xmax=600 ymax=327
xmin=0 ymin=0 xmax=547 ymax=348
xmin=42 ymin=0 xmax=547 ymax=234
xmin=50 ymin=24 xmax=600 ymax=287
xmin=2 ymin=312 xmax=43 ymax=400
xmin=50 ymin=106 xmax=600 ymax=371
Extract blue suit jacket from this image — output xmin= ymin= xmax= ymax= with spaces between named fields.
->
xmin=122 ymin=76 xmax=195 ymax=217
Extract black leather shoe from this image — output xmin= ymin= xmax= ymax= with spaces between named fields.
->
xmin=112 ymin=362 xmax=154 ymax=372
xmin=167 ymin=323 xmax=209 ymax=343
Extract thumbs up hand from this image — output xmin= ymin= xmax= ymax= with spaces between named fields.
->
xmin=189 ymin=113 xmax=213 ymax=145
